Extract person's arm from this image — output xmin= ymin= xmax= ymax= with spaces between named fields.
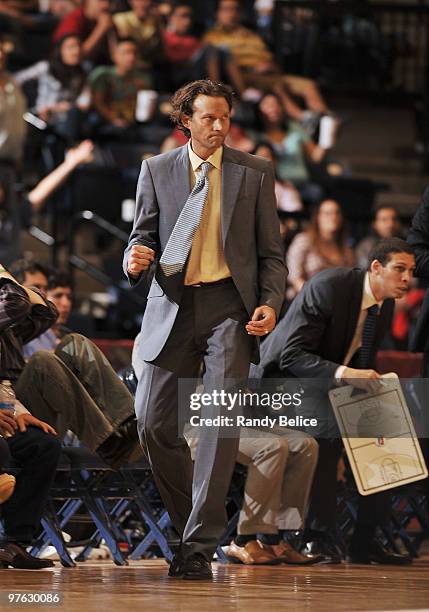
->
xmin=91 ymin=89 xmax=126 ymax=126
xmin=13 ymin=60 xmax=48 ymax=86
xmin=82 ymin=12 xmax=114 ymax=59
xmin=0 ymin=267 xmax=58 ymax=342
xmin=123 ymin=159 xmax=159 ymax=286
xmin=286 ymin=232 xmax=309 ymax=295
xmin=303 ymin=140 xmax=326 ymax=163
xmin=253 ymin=161 xmax=288 ymax=319
xmin=407 ymin=186 xmax=429 ymax=277
xmin=27 ymin=140 xmax=94 ymax=213
xmin=279 ymin=277 xmax=342 ymax=385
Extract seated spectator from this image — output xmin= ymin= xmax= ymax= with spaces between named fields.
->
xmin=9 ymin=259 xmax=140 ymax=469
xmin=112 ymin=0 xmax=163 ymax=70
xmin=53 ymin=0 xmax=115 ymax=65
xmin=0 ymin=263 xmax=62 ymax=569
xmin=287 ymin=199 xmax=355 ymax=298
xmin=188 ymin=427 xmax=319 ymax=565
xmin=203 ymin=0 xmax=331 ymax=125
xmin=253 ymin=141 xmax=303 ymax=213
xmin=162 ymin=2 xmax=247 ymax=96
xmin=0 ymin=34 xmax=26 ymax=165
xmin=250 ymin=92 xmax=327 ymax=205
xmin=355 ymin=205 xmax=402 ymax=269
xmin=89 ymin=37 xmax=154 ymax=138
xmin=15 ymin=35 xmax=90 ymax=144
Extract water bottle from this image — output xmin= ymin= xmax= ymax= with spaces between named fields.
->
xmin=0 ymin=381 xmax=16 ymax=438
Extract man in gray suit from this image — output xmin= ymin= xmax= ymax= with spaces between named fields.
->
xmin=123 ymin=80 xmax=287 ymax=579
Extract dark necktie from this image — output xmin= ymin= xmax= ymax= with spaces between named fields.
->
xmin=159 ymin=161 xmax=211 ymax=276
xmin=359 ymin=304 xmax=379 ymax=369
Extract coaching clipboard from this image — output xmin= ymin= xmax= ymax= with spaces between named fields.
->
xmin=329 ymin=373 xmax=428 ymax=496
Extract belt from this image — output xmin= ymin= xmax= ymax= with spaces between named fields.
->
xmin=186 ymin=277 xmax=233 ymax=289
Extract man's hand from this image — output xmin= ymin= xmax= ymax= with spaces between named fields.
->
xmin=15 ymin=413 xmax=57 ymax=436
xmin=0 ymin=411 xmax=18 ymax=437
xmin=127 ymin=245 xmax=155 ymax=278
xmin=246 ymin=305 xmax=276 ymax=336
xmin=341 ymin=367 xmax=383 ymax=394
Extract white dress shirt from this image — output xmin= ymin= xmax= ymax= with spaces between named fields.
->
xmin=335 ymin=272 xmax=383 ymax=381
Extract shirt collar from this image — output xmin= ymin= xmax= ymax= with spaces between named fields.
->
xmin=188 ymin=141 xmax=223 ymax=171
xmin=362 ymin=271 xmax=383 ymax=310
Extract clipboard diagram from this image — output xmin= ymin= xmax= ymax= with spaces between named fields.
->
xmin=329 ymin=373 xmax=428 ymax=495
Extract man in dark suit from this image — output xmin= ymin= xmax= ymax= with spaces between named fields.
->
xmin=253 ymin=237 xmax=415 ymax=564
xmin=123 ymin=80 xmax=287 ymax=579
xmin=408 ymin=186 xmax=429 ymax=371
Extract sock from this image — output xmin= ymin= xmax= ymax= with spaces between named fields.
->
xmin=234 ymin=534 xmax=256 ymax=546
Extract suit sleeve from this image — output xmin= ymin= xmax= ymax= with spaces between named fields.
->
xmin=255 ymin=162 xmax=288 ymax=318
xmin=123 ymin=159 xmax=159 ymax=286
xmin=279 ymin=279 xmax=341 ymax=383
xmin=408 ymin=186 xmax=429 ymax=278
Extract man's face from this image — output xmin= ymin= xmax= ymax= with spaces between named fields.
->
xmin=114 ymin=42 xmax=138 ymax=72
xmin=47 ymin=286 xmax=72 ymax=325
xmin=372 ymin=252 xmax=415 ymax=300
xmin=130 ymin=0 xmax=152 ymax=19
xmin=373 ymin=208 xmax=399 ymax=239
xmin=23 ymin=272 xmax=48 ymax=297
xmin=216 ymin=0 xmax=240 ymax=28
xmin=182 ymin=95 xmax=231 ymax=153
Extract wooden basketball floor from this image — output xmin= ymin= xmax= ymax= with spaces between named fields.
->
xmin=0 ymin=557 xmax=428 ymax=612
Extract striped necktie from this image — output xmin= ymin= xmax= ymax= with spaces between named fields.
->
xmin=159 ymin=161 xmax=211 ymax=277
xmin=358 ymin=304 xmax=379 ymax=369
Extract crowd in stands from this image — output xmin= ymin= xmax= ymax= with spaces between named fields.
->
xmin=0 ymin=0 xmax=427 ymax=570
xmin=1 ymin=0 xmax=422 ymax=345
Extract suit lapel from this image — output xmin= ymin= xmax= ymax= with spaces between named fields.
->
xmin=221 ymin=147 xmax=245 ymax=246
xmin=169 ymin=144 xmax=191 ymax=213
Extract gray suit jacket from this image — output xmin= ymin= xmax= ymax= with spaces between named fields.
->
xmin=123 ymin=144 xmax=287 ymax=364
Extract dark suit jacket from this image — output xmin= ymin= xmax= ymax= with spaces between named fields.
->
xmin=251 ymin=267 xmax=394 ymax=435
xmin=407 ymin=186 xmax=429 ymax=353
xmin=123 ymin=143 xmax=287 ymax=363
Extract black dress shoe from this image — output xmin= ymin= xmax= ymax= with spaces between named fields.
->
xmin=170 ymin=553 xmax=213 ymax=580
xmin=347 ymin=541 xmax=413 ymax=565
xmin=0 ymin=543 xmax=55 ymax=569
xmin=300 ymin=533 xmax=342 ymax=564
xmin=97 ymin=418 xmax=139 ymax=469
xmin=168 ymin=552 xmax=184 ymax=578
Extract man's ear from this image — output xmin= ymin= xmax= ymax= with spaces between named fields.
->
xmin=370 ymin=259 xmax=382 ymax=275
xmin=181 ymin=114 xmax=191 ymax=130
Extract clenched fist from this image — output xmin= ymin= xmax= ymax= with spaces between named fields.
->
xmin=127 ymin=244 xmax=155 ymax=278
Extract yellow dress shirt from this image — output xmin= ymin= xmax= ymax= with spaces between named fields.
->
xmin=184 ymin=142 xmax=231 ymax=286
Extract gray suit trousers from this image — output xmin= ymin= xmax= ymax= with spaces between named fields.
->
xmin=135 ymin=280 xmax=253 ymax=560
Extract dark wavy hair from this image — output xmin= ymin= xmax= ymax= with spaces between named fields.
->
xmin=307 ymin=200 xmax=350 ymax=259
xmin=367 ymin=238 xmax=414 ymax=270
xmin=169 ymin=79 xmax=234 ymax=138
xmin=255 ymin=91 xmax=290 ymax=133
xmin=49 ymin=34 xmax=86 ymax=93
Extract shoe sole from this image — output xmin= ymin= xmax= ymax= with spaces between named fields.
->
xmin=226 ymin=555 xmax=281 ymax=566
